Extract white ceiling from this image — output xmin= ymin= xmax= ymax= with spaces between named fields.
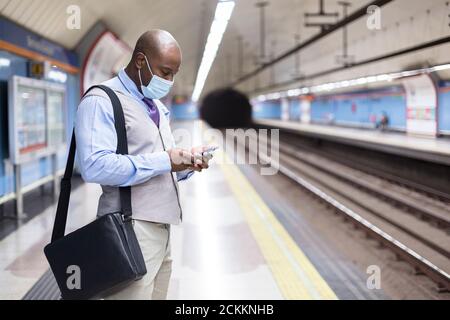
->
xmin=0 ymin=0 xmax=214 ymax=96
xmin=215 ymin=0 xmax=450 ymax=96
xmin=1 ymin=0 xmax=449 ymax=99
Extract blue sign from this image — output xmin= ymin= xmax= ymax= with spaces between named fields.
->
xmin=0 ymin=17 xmax=78 ymax=67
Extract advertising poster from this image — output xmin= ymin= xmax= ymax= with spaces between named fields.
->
xmin=402 ymin=74 xmax=438 ymax=136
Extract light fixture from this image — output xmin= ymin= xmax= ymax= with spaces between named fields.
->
xmin=430 ymin=63 xmax=450 ymax=72
xmin=0 ymin=58 xmax=11 ymax=68
xmin=254 ymin=62 xmax=450 ymax=102
xmin=191 ymin=0 xmax=235 ymax=103
xmin=47 ymin=69 xmax=68 ymax=83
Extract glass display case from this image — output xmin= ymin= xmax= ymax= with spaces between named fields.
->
xmin=8 ymin=76 xmax=67 ymax=164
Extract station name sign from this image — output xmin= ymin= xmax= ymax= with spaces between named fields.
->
xmin=0 ymin=17 xmax=78 ymax=69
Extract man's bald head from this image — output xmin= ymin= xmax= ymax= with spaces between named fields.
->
xmin=133 ymin=29 xmax=181 ymax=61
xmin=128 ymin=29 xmax=182 ymax=86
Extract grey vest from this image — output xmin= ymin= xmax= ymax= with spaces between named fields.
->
xmin=83 ymin=88 xmax=182 ymax=225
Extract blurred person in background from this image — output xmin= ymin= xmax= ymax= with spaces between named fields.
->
xmin=376 ymin=111 xmax=389 ymax=131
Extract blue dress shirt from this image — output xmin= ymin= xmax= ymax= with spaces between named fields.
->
xmin=75 ymin=69 xmax=193 ymax=187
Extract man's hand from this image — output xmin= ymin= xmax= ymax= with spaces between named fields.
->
xmin=167 ymin=148 xmax=200 ymax=172
xmin=191 ymin=146 xmax=211 ymax=172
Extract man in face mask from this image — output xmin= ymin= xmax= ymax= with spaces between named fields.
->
xmin=75 ymin=30 xmax=210 ymax=299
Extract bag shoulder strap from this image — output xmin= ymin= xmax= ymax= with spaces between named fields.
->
xmin=50 ymin=85 xmax=131 ymax=243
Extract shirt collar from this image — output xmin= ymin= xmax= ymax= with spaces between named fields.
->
xmin=118 ymin=68 xmax=144 ymax=100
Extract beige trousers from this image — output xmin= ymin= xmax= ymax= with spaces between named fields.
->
xmin=102 ymin=220 xmax=172 ymax=300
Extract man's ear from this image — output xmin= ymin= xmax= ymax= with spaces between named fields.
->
xmin=135 ymin=52 xmax=145 ymax=70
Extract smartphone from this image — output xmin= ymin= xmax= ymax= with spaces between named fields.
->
xmin=202 ymin=146 xmax=219 ymax=155
xmin=202 ymin=146 xmax=219 ymax=160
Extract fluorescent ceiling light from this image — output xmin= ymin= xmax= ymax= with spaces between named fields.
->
xmin=255 ymin=62 xmax=450 ymax=102
xmin=191 ymin=0 xmax=235 ymax=103
xmin=430 ymin=63 xmax=450 ymax=72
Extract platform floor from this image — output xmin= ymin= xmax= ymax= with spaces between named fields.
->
xmin=0 ymin=121 xmax=386 ymax=300
xmin=255 ymin=119 xmax=450 ymax=165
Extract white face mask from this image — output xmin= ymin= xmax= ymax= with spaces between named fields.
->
xmin=138 ymin=53 xmax=174 ymax=100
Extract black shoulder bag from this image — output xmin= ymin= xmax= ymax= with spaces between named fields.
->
xmin=44 ymin=85 xmax=147 ymax=300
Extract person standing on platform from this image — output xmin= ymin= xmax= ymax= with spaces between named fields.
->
xmin=75 ymin=30 xmax=211 ymax=300
xmin=376 ymin=111 xmax=389 ymax=131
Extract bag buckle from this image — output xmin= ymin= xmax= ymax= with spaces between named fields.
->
xmin=122 ymin=214 xmax=132 ymax=223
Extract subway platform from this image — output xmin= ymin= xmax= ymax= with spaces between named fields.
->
xmin=255 ymin=119 xmax=450 ymax=166
xmin=0 ymin=121 xmax=396 ymax=300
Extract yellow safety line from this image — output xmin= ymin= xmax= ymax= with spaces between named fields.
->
xmin=218 ymin=153 xmax=338 ymax=300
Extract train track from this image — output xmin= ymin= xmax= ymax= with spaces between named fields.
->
xmin=235 ymin=134 xmax=450 ymax=292
xmin=280 ymin=131 xmax=450 ymax=204
xmin=277 ymin=140 xmax=450 ymax=232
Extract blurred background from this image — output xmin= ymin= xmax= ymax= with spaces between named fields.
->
xmin=0 ymin=0 xmax=449 ymax=300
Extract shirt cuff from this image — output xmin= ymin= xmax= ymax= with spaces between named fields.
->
xmin=177 ymin=170 xmax=194 ymax=181
xmin=149 ymin=151 xmax=172 ymax=175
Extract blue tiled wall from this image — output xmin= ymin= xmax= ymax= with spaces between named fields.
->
xmin=289 ymin=99 xmax=301 ymax=121
xmin=170 ymin=102 xmax=199 ymax=120
xmin=310 ymin=98 xmax=336 ymax=124
xmin=253 ymin=88 xmax=408 ymax=131
xmin=253 ymin=101 xmax=282 ymax=119
xmin=311 ymin=92 xmax=406 ymax=130
xmin=438 ymin=90 xmax=450 ymax=134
